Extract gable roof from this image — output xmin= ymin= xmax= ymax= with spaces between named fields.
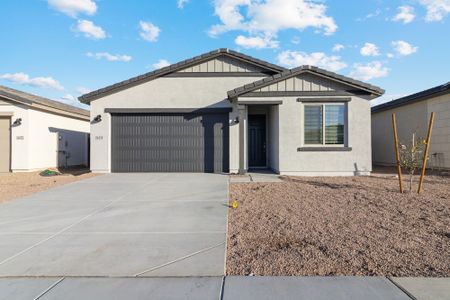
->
xmin=0 ymin=85 xmax=89 ymax=120
xmin=372 ymin=82 xmax=450 ymax=113
xmin=79 ymin=48 xmax=287 ymax=103
xmin=227 ymin=65 xmax=385 ymax=98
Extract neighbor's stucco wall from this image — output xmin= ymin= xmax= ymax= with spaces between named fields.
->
xmin=427 ymin=93 xmax=450 ymax=169
xmin=0 ymin=101 xmax=30 ymax=170
xmin=26 ymin=109 xmax=90 ymax=170
xmin=0 ymin=98 xmax=89 ymax=172
xmin=89 ymin=75 xmax=265 ymax=172
xmin=371 ymin=100 xmax=428 ymax=166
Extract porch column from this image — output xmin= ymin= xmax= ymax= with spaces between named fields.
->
xmin=238 ymin=104 xmax=247 ymax=174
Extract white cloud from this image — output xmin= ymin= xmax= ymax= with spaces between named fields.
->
xmin=76 ymin=87 xmax=92 ymax=95
xmin=387 ymin=53 xmax=394 ymax=58
xmin=152 ymin=59 xmax=171 ymax=69
xmin=332 ymin=43 xmax=344 ymax=52
xmin=75 ymin=19 xmax=106 ymax=39
xmin=60 ymin=93 xmax=88 ymax=108
xmin=177 ymin=0 xmax=189 ymax=9
xmin=235 ymin=34 xmax=279 ymax=49
xmin=61 ymin=94 xmax=76 ymax=101
xmin=349 ymin=61 xmax=389 ymax=81
xmin=357 ymin=9 xmax=381 ymax=21
xmin=360 ymin=42 xmax=380 ymax=56
xmin=291 ymin=36 xmax=301 ymax=44
xmin=87 ymin=52 xmax=132 ymax=62
xmin=392 ymin=40 xmax=418 ymax=56
xmin=419 ymin=0 xmax=450 ymax=21
xmin=0 ymin=72 xmax=64 ymax=90
xmin=277 ymin=51 xmax=347 ymax=72
xmin=209 ymin=0 xmax=337 ymax=38
xmin=139 ymin=21 xmax=160 ymax=42
xmin=392 ymin=6 xmax=416 ymax=24
xmin=48 ymin=0 xmax=97 ymax=17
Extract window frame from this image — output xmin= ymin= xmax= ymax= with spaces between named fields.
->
xmin=302 ymin=102 xmax=347 ymax=147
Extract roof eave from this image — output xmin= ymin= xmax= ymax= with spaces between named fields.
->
xmin=227 ymin=66 xmax=385 ymax=99
xmin=372 ymin=83 xmax=450 ymax=113
xmin=79 ymin=48 xmax=287 ymax=103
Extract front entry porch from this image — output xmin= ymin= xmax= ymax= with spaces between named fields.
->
xmin=236 ymin=101 xmax=281 ymax=174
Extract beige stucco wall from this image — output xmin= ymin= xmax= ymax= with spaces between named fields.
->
xmin=89 ymin=75 xmax=265 ymax=172
xmin=372 ymin=101 xmax=428 ymax=166
xmin=427 ymin=94 xmax=450 ymax=169
xmin=373 ymin=93 xmax=450 ymax=169
xmin=0 ymin=99 xmax=90 ymax=172
xmin=372 ymin=93 xmax=450 ymax=169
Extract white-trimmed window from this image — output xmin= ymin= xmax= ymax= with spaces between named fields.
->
xmin=304 ymin=103 xmax=346 ymax=145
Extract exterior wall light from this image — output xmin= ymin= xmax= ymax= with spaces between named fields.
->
xmin=93 ymin=115 xmax=102 ymax=122
xmin=13 ymin=118 xmax=22 ymax=126
xmin=234 ymin=117 xmax=239 ymax=124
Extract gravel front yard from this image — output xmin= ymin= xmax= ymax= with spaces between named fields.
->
xmin=227 ymin=171 xmax=450 ymax=277
xmin=0 ymin=169 xmax=97 ymax=203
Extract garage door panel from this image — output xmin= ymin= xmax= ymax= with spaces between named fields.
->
xmin=111 ymin=113 xmax=229 ymax=173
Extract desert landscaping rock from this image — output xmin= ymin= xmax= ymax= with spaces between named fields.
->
xmin=0 ymin=169 xmax=97 ymax=204
xmin=227 ymin=172 xmax=450 ymax=276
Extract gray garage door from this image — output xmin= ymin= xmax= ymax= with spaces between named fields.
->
xmin=111 ymin=112 xmax=229 ymax=173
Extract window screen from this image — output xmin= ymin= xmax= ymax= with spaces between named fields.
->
xmin=303 ymin=103 xmax=345 ymax=145
xmin=325 ymin=105 xmax=345 ymax=144
xmin=304 ymin=105 xmax=323 ymax=144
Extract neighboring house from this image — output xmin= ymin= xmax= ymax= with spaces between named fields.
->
xmin=79 ymin=48 xmax=384 ymax=175
xmin=372 ymin=82 xmax=450 ymax=170
xmin=0 ymin=86 xmax=90 ymax=172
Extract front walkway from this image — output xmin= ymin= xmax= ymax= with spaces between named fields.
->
xmin=1 ymin=276 xmax=449 ymax=300
xmin=0 ymin=173 xmax=228 ymax=277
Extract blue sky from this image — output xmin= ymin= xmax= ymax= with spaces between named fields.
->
xmin=1 ymin=0 xmax=449 ymax=109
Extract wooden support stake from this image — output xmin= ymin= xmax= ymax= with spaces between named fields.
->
xmin=417 ymin=112 xmax=435 ymax=194
xmin=392 ymin=113 xmax=404 ymax=193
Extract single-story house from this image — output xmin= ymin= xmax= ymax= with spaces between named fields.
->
xmin=79 ymin=48 xmax=384 ymax=175
xmin=372 ymin=82 xmax=450 ymax=170
xmin=0 ymin=86 xmax=90 ymax=172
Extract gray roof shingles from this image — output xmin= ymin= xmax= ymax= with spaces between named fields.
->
xmin=227 ymin=65 xmax=385 ymax=98
xmin=78 ymin=48 xmax=287 ymax=103
xmin=371 ymin=82 xmax=450 ymax=113
xmin=0 ymin=85 xmax=89 ymax=118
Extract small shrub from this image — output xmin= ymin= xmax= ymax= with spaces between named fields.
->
xmin=399 ymin=133 xmax=427 ymax=192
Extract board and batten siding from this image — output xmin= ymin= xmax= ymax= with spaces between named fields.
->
xmin=252 ymin=73 xmax=350 ymax=92
xmin=177 ymin=56 xmax=266 ymax=73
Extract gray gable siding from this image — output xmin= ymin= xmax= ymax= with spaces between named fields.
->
xmin=177 ymin=55 xmax=266 ymax=73
xmin=253 ymin=73 xmax=349 ymax=93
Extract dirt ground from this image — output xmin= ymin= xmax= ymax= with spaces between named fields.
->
xmin=0 ymin=168 xmax=98 ymax=204
xmin=227 ymin=168 xmax=450 ymax=277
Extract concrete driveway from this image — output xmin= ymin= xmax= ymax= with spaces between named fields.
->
xmin=0 ymin=173 xmax=228 ymax=277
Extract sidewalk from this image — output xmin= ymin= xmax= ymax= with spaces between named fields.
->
xmin=1 ymin=276 xmax=449 ymax=300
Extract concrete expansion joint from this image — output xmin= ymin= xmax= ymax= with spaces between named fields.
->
xmin=133 ymin=241 xmax=226 ymax=277
xmin=386 ymin=277 xmax=418 ymax=300
xmin=33 ymin=277 xmax=65 ymax=300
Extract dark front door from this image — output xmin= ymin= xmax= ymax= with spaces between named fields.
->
xmin=248 ymin=115 xmax=266 ymax=167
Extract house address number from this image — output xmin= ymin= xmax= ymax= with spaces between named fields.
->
xmin=95 ymin=136 xmax=103 ymax=140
